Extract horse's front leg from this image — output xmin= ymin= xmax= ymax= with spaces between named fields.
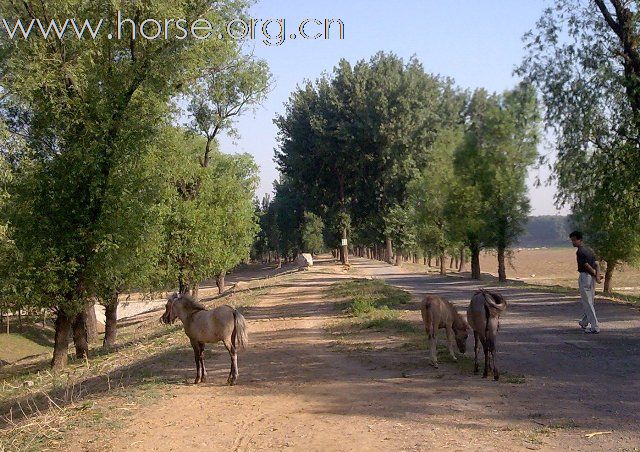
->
xmin=191 ymin=340 xmax=202 ymax=384
xmin=445 ymin=325 xmax=458 ymax=362
xmin=473 ymin=331 xmax=480 ymax=374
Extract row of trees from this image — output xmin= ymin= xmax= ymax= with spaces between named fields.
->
xmin=270 ymin=52 xmax=540 ymax=281
xmin=0 ymin=0 xmax=269 ymax=368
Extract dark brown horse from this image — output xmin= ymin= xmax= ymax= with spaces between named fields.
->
xmin=467 ymin=289 xmax=507 ymax=380
xmin=161 ymin=293 xmax=248 ymax=385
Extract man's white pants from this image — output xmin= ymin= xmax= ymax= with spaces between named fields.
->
xmin=578 ymin=272 xmax=599 ymax=329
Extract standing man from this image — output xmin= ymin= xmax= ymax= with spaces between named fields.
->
xmin=569 ymin=231 xmax=603 ymax=334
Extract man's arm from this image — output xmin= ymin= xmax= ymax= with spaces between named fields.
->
xmin=585 ymin=262 xmax=603 ymax=283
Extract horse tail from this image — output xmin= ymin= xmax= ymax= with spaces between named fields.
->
xmin=231 ymin=309 xmax=248 ymax=351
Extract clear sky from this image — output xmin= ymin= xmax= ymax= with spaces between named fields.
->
xmin=217 ymin=0 xmax=568 ymax=216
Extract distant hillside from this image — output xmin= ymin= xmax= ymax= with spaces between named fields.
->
xmin=517 ymin=215 xmax=572 ymax=248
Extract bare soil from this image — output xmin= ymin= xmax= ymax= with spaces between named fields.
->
xmin=60 ymin=256 xmax=640 ymax=452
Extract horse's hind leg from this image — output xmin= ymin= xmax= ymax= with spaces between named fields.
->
xmin=445 ymin=325 xmax=458 ymax=362
xmin=481 ymin=337 xmax=489 ymax=378
xmin=198 ymin=342 xmax=207 ymax=383
xmin=224 ymin=338 xmax=238 ymax=386
xmin=473 ymin=331 xmax=480 ymax=374
xmin=191 ymin=340 xmax=202 ymax=384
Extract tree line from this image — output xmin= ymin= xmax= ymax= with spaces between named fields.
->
xmin=0 ymin=0 xmax=270 ymax=369
xmin=267 ymin=52 xmax=540 ymax=281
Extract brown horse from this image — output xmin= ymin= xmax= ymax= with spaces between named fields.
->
xmin=161 ymin=293 xmax=248 ymax=385
xmin=467 ymin=289 xmax=507 ymax=380
xmin=420 ymin=295 xmax=469 ymax=368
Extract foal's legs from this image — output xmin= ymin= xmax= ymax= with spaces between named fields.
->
xmin=191 ymin=339 xmax=202 ymax=384
xmin=445 ymin=325 xmax=458 ymax=362
xmin=223 ymin=338 xmax=238 ymax=386
xmin=487 ymin=333 xmax=499 ymax=381
xmin=425 ymin=323 xmax=438 ymax=368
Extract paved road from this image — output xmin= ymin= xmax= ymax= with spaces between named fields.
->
xmin=352 ymin=257 xmax=640 ymax=430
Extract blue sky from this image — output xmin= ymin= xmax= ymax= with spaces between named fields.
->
xmin=217 ymin=0 xmax=567 ymax=215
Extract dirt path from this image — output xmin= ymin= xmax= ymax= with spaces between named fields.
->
xmin=74 ymin=258 xmax=640 ymax=451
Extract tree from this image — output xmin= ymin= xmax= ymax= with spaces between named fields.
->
xmin=409 ymin=127 xmax=464 ymax=275
xmin=449 ymin=86 xmax=539 ymax=281
xmin=160 ymin=129 xmax=259 ymax=297
xmin=301 ymin=212 xmax=325 ymax=255
xmin=571 ymin=184 xmax=640 ymax=293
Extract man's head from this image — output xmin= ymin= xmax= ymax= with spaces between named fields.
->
xmin=569 ymin=230 xmax=583 ymax=248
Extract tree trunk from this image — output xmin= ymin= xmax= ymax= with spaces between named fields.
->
xmin=4 ymin=309 xmax=8 ymax=334
xmin=72 ymin=310 xmax=89 ymax=360
xmin=423 ymin=256 xmax=427 ymax=265
xmin=428 ymin=254 xmax=432 ymax=267
xmin=449 ymin=255 xmax=455 ymax=269
xmin=454 ymin=254 xmax=459 ymax=269
xmin=440 ymin=252 xmax=446 ymax=276
xmin=191 ymin=283 xmax=200 ymax=301
xmin=103 ymin=295 xmax=118 ymax=349
xmin=497 ymin=246 xmax=507 ymax=282
xmin=216 ymin=270 xmax=226 ymax=294
xmin=340 ymin=228 xmax=349 ymax=265
xmin=471 ymin=243 xmax=481 ymax=280
xmin=51 ymin=310 xmax=73 ymax=370
xmin=604 ymin=260 xmax=616 ymax=294
xmin=386 ymin=237 xmax=393 ymax=264
xmin=458 ymin=246 xmax=467 ymax=272
xmin=18 ymin=309 xmax=22 ymax=333
xmin=85 ymin=302 xmax=98 ymax=343
xmin=395 ymin=251 xmax=402 ymax=267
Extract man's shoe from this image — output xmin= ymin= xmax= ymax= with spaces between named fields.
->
xmin=584 ymin=327 xmax=600 ymax=334
xmin=578 ymin=322 xmax=587 ymax=330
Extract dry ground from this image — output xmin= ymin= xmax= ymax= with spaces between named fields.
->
xmin=2 ymin=256 xmax=639 ymax=451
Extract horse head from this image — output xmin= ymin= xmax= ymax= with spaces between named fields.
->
xmin=161 ymin=292 xmax=181 ymax=324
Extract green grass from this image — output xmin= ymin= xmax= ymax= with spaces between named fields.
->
xmin=0 ymin=332 xmax=52 ymax=364
xmin=330 ymin=279 xmax=411 ymax=316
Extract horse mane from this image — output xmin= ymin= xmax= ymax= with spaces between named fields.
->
xmin=179 ymin=294 xmax=207 ymax=312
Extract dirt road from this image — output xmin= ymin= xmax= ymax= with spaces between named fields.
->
xmin=77 ymin=257 xmax=640 ymax=451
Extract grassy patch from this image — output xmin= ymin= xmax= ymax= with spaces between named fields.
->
xmin=330 ymin=279 xmax=411 ymax=316
xmin=0 ymin=333 xmax=51 ymax=364
xmin=502 ymin=372 xmax=526 ymax=384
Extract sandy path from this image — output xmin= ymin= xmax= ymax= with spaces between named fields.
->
xmin=77 ymin=258 xmax=640 ymax=451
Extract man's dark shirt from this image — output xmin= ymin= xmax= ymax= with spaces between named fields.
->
xmin=576 ymin=245 xmax=596 ymax=273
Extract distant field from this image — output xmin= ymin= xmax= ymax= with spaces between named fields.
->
xmin=479 ymin=247 xmax=640 ymax=296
